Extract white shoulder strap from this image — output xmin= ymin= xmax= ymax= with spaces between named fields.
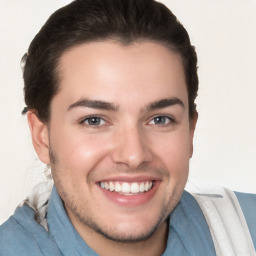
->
xmin=192 ymin=187 xmax=255 ymax=256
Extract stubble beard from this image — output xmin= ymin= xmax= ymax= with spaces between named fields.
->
xmin=49 ymin=147 xmax=180 ymax=243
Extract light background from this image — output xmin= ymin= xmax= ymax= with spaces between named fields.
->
xmin=0 ymin=0 xmax=255 ymax=224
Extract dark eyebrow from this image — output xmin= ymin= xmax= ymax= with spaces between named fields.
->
xmin=67 ymin=99 xmax=119 ymax=111
xmin=146 ymin=98 xmax=184 ymax=111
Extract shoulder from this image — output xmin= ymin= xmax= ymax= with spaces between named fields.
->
xmin=0 ymin=216 xmax=41 ymax=255
xmin=0 ymin=204 xmax=60 ymax=256
xmin=235 ymin=191 xmax=256 ymax=211
xmin=235 ymin=191 xmax=256 ymax=249
xmin=0 ymin=214 xmax=44 ymax=255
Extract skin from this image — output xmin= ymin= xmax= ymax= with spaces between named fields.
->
xmin=28 ymin=41 xmax=197 ymax=256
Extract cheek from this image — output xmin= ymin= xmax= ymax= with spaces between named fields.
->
xmin=152 ymin=131 xmax=191 ymax=175
xmin=50 ymin=129 xmax=112 ymax=174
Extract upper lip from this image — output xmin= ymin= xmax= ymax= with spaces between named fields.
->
xmin=96 ymin=175 xmax=161 ymax=183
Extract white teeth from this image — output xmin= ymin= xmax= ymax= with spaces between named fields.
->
xmin=139 ymin=183 xmax=145 ymax=192
xmin=145 ymin=181 xmax=149 ymax=191
xmin=100 ymin=181 xmax=154 ymax=194
xmin=122 ymin=182 xmax=131 ymax=193
xmin=114 ymin=182 xmax=121 ymax=192
xmin=131 ymin=183 xmax=140 ymax=193
xmin=109 ymin=182 xmax=115 ymax=191
xmin=104 ymin=182 xmax=109 ymax=190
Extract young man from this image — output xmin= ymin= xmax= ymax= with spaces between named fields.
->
xmin=0 ymin=0 xmax=255 ymax=255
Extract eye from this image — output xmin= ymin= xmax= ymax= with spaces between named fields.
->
xmin=80 ymin=116 xmax=106 ymax=126
xmin=148 ymin=116 xmax=174 ymax=125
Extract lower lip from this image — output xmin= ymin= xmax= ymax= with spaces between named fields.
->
xmin=98 ymin=181 xmax=160 ymax=207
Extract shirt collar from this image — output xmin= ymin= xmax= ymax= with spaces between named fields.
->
xmin=47 ymin=186 xmax=215 ymax=256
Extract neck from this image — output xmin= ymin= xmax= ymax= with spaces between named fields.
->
xmin=75 ymin=220 xmax=168 ymax=256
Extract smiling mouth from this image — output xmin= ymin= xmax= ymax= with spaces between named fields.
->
xmin=99 ymin=181 xmax=154 ymax=195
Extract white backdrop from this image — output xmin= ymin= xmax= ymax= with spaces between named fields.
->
xmin=0 ymin=0 xmax=255 ymax=224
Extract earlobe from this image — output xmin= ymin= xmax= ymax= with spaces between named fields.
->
xmin=189 ymin=112 xmax=198 ymax=158
xmin=27 ymin=111 xmax=50 ymax=164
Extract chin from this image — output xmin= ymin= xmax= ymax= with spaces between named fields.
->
xmin=92 ymin=221 xmax=163 ymax=243
xmin=79 ymin=206 xmax=169 ymax=243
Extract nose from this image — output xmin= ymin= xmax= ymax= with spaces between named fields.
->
xmin=111 ymin=126 xmax=153 ymax=169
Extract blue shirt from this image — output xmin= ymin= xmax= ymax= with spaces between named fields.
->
xmin=0 ymin=186 xmax=255 ymax=255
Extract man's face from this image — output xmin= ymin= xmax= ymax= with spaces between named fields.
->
xmin=41 ymin=41 xmax=196 ymax=241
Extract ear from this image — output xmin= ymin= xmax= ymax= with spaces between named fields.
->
xmin=189 ymin=112 xmax=198 ymax=158
xmin=27 ymin=111 xmax=50 ymax=164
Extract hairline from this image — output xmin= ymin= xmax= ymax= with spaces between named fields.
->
xmin=47 ymin=37 xmax=189 ymax=123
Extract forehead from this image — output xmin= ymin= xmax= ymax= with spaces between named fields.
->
xmin=54 ymin=40 xmax=188 ymax=111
